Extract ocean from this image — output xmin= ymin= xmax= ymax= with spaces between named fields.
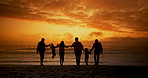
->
xmin=0 ymin=45 xmax=148 ymax=66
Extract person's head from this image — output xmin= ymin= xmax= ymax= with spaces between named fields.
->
xmin=50 ymin=43 xmax=54 ymax=47
xmin=60 ymin=41 xmax=65 ymax=45
xmin=75 ymin=37 xmax=78 ymax=41
xmin=41 ymin=38 xmax=45 ymax=42
xmin=95 ymin=39 xmax=98 ymax=43
xmin=85 ymin=48 xmax=88 ymax=51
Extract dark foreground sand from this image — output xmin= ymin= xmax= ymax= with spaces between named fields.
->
xmin=0 ymin=65 xmax=147 ymax=78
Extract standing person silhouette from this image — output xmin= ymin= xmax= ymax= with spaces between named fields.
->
xmin=57 ymin=41 xmax=69 ymax=66
xmin=71 ymin=37 xmax=84 ymax=66
xmin=84 ymin=48 xmax=90 ymax=65
xmin=90 ymin=39 xmax=103 ymax=65
xmin=37 ymin=38 xmax=49 ymax=66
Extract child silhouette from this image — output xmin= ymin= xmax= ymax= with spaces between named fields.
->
xmin=50 ymin=43 xmax=57 ymax=59
xmin=84 ymin=48 xmax=90 ymax=65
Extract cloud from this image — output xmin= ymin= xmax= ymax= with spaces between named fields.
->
xmin=88 ymin=31 xmax=103 ymax=37
xmin=0 ymin=0 xmax=148 ymax=32
xmin=52 ymin=32 xmax=74 ymax=41
xmin=104 ymin=36 xmax=148 ymax=47
xmin=20 ymin=33 xmax=46 ymax=39
xmin=63 ymin=32 xmax=74 ymax=39
xmin=42 ymin=0 xmax=68 ymax=10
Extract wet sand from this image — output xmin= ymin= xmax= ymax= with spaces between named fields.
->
xmin=0 ymin=65 xmax=147 ymax=78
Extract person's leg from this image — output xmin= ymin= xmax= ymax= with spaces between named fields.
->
xmin=78 ymin=56 xmax=80 ymax=66
xmin=85 ymin=57 xmax=87 ymax=64
xmin=87 ymin=58 xmax=88 ymax=65
xmin=94 ymin=53 xmax=97 ymax=65
xmin=85 ymin=57 xmax=88 ymax=65
xmin=63 ymin=53 xmax=64 ymax=62
xmin=60 ymin=55 xmax=62 ymax=65
xmin=39 ymin=52 xmax=44 ymax=66
xmin=86 ymin=59 xmax=88 ymax=65
xmin=78 ymin=52 xmax=81 ymax=66
xmin=76 ymin=57 xmax=77 ymax=65
xmin=61 ymin=54 xmax=64 ymax=65
xmin=41 ymin=58 xmax=43 ymax=65
xmin=75 ymin=51 xmax=81 ymax=66
xmin=76 ymin=56 xmax=80 ymax=66
xmin=52 ymin=51 xmax=56 ymax=59
xmin=87 ymin=55 xmax=89 ymax=65
xmin=75 ymin=52 xmax=79 ymax=66
xmin=96 ymin=54 xmax=100 ymax=65
xmin=77 ymin=56 xmax=80 ymax=66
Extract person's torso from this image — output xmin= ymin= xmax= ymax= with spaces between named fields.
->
xmin=85 ymin=51 xmax=89 ymax=56
xmin=38 ymin=42 xmax=46 ymax=51
xmin=59 ymin=44 xmax=65 ymax=52
xmin=94 ymin=42 xmax=102 ymax=51
xmin=73 ymin=42 xmax=83 ymax=51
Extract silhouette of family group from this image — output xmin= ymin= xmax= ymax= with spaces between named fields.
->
xmin=37 ymin=37 xmax=103 ymax=66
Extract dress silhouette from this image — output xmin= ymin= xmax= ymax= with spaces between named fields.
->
xmin=57 ymin=41 xmax=68 ymax=66
xmin=71 ymin=37 xmax=84 ymax=66
xmin=37 ymin=38 xmax=49 ymax=66
xmin=90 ymin=39 xmax=103 ymax=65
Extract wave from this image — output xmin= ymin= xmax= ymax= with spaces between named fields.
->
xmin=0 ymin=45 xmax=148 ymax=54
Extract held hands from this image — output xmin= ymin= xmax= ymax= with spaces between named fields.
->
xmin=65 ymin=46 xmax=69 ymax=48
xmin=56 ymin=44 xmax=59 ymax=47
xmin=66 ymin=45 xmax=71 ymax=48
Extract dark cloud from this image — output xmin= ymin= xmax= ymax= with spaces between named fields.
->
xmin=43 ymin=0 xmax=68 ymax=10
xmin=0 ymin=0 xmax=148 ymax=32
xmin=83 ymin=0 xmax=147 ymax=10
xmin=100 ymin=36 xmax=148 ymax=51
xmin=104 ymin=36 xmax=148 ymax=47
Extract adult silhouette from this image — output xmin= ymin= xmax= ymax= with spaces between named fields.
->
xmin=57 ymin=41 xmax=68 ymax=66
xmin=90 ymin=39 xmax=103 ymax=65
xmin=71 ymin=37 xmax=84 ymax=66
xmin=37 ymin=38 xmax=49 ymax=66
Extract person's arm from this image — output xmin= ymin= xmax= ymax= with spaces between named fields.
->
xmin=90 ymin=43 xmax=95 ymax=53
xmin=81 ymin=43 xmax=85 ymax=51
xmin=36 ymin=43 xmax=39 ymax=54
xmin=70 ymin=42 xmax=75 ymax=47
xmin=45 ymin=43 xmax=50 ymax=47
xmin=89 ymin=50 xmax=91 ymax=54
xmin=64 ymin=45 xmax=69 ymax=48
xmin=100 ymin=43 xmax=103 ymax=54
xmin=56 ymin=44 xmax=59 ymax=48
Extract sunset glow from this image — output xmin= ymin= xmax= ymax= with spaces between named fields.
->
xmin=0 ymin=0 xmax=148 ymax=45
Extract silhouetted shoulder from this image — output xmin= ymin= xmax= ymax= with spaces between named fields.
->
xmin=71 ymin=42 xmax=76 ymax=46
xmin=72 ymin=42 xmax=83 ymax=46
xmin=59 ymin=44 xmax=65 ymax=47
xmin=94 ymin=42 xmax=101 ymax=46
xmin=92 ymin=42 xmax=102 ymax=50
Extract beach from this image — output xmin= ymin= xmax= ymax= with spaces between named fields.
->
xmin=0 ymin=45 xmax=148 ymax=78
xmin=0 ymin=65 xmax=147 ymax=78
xmin=1 ymin=45 xmax=148 ymax=66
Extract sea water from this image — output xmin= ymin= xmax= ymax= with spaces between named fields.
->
xmin=0 ymin=45 xmax=148 ymax=66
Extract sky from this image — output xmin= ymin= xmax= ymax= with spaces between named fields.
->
xmin=0 ymin=0 xmax=148 ymax=45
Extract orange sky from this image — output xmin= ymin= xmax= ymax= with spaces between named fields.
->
xmin=0 ymin=0 xmax=148 ymax=45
